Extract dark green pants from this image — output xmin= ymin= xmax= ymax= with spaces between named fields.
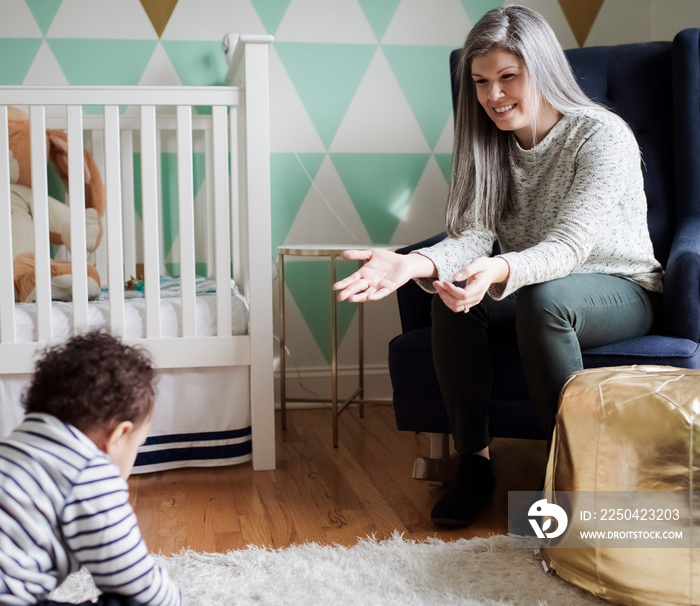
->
xmin=431 ymin=273 xmax=659 ymax=454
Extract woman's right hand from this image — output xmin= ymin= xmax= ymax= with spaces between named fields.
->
xmin=332 ymin=249 xmax=435 ymax=302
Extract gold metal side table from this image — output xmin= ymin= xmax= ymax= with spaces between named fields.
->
xmin=278 ymin=244 xmax=397 ymax=447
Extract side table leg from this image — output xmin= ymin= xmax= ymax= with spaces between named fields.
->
xmin=331 ymin=254 xmax=339 ymax=447
xmin=279 ymin=252 xmax=287 ymax=430
xmin=358 ymin=292 xmax=365 ymax=419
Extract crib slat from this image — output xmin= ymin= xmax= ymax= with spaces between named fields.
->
xmin=204 ymin=128 xmax=215 ymax=276
xmin=29 ymin=106 xmax=52 ymax=341
xmin=67 ymin=106 xmax=90 ymax=332
xmin=120 ymin=130 xmax=137 ymax=281
xmin=156 ymin=132 xmax=165 ymax=278
xmin=141 ymin=105 xmax=161 ymax=338
xmin=105 ymin=105 xmax=125 ymax=336
xmin=0 ymin=106 xmax=16 ymax=343
xmin=176 ymin=105 xmax=196 ymax=338
xmin=229 ymin=105 xmax=244 ymax=287
xmin=90 ymin=129 xmax=108 ymax=283
xmin=212 ymin=106 xmax=232 ymax=337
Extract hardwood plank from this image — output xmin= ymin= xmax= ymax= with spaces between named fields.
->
xmin=269 ymin=449 xmax=330 ymax=546
xmin=128 ymin=405 xmax=548 ymax=553
xmin=229 ymin=475 xmax=275 ymax=547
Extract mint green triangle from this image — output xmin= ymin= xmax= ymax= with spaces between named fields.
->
xmin=435 ymin=154 xmax=453 ymax=184
xmin=161 ymin=152 xmax=206 ymax=274
xmin=161 ymin=40 xmax=228 ymax=86
xmin=250 ymin=0 xmax=292 ymax=34
xmin=26 ymin=0 xmax=63 ymax=35
xmin=358 ymin=0 xmax=401 ymax=41
xmin=276 ymin=43 xmax=375 ymax=148
xmin=331 ymin=153 xmax=430 ymax=243
xmin=383 ymin=45 xmax=453 ymax=149
xmin=0 ymin=39 xmax=42 ymax=84
xmin=132 ymin=152 xmax=206 ymax=276
xmin=459 ymin=0 xmax=502 ymax=24
xmin=48 ymin=39 xmax=156 ymax=85
xmin=271 ymin=153 xmax=325 ymax=254
xmin=283 ymin=259 xmax=358 ymax=364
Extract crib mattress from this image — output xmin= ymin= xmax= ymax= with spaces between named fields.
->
xmin=14 ymin=276 xmax=249 ymax=342
xmin=1 ymin=277 xmax=253 ymax=473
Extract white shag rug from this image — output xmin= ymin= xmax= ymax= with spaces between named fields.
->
xmin=51 ymin=533 xmax=605 ymax=606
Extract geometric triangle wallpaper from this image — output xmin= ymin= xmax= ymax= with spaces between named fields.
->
xmin=557 ymin=0 xmax=605 ymax=47
xmin=330 ymin=153 xmax=431 ymax=243
xmin=26 ymin=0 xmax=63 ymax=36
xmin=283 ymin=259 xmax=358 ymax=364
xmin=161 ymin=40 xmax=229 ymax=85
xmin=275 ymin=42 xmax=376 ymax=148
xmin=249 ymin=0 xmax=292 ymax=36
xmin=1 ymin=0 xmax=697 ymax=378
xmin=139 ymin=0 xmax=179 ymax=38
xmin=382 ymin=45 xmax=455 ymax=149
xmin=0 ymin=39 xmax=42 ymax=84
xmin=48 ymin=39 xmax=158 ymax=85
xmin=357 ymin=0 xmax=401 ymax=41
xmin=271 ymin=152 xmax=325 ymax=251
xmin=460 ymin=0 xmax=503 ymax=24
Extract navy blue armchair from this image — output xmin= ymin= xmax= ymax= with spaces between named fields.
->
xmin=388 ymin=29 xmax=700 ymax=475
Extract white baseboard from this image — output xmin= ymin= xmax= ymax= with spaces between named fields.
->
xmin=274 ymin=363 xmax=392 ymax=410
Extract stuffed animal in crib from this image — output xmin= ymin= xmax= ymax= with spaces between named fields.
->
xmin=8 ymin=106 xmax=106 ymax=302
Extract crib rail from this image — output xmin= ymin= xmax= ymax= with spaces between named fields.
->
xmin=0 ymin=91 xmax=240 ymax=356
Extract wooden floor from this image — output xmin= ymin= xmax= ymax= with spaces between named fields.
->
xmin=128 ymin=404 xmax=548 ymax=555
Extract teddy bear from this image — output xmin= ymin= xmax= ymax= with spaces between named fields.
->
xmin=8 ymin=106 xmax=106 ymax=302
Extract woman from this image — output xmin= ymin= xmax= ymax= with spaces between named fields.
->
xmin=333 ymin=5 xmax=662 ymax=527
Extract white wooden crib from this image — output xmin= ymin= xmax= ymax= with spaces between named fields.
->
xmin=0 ymin=34 xmax=276 ymax=471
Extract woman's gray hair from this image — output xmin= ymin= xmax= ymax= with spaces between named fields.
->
xmin=445 ymin=5 xmax=601 ymax=237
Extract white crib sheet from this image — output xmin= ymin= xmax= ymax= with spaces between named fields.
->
xmin=13 ymin=276 xmax=249 ymax=342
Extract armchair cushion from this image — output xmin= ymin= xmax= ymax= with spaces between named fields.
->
xmin=663 ymin=215 xmax=700 ymax=341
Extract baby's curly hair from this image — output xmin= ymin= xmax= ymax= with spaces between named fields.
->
xmin=23 ymin=330 xmax=155 ymax=433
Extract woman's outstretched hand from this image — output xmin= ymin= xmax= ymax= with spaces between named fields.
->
xmin=332 ymin=249 xmax=435 ymax=302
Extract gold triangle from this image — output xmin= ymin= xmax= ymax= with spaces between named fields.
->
xmin=558 ymin=0 xmax=605 ymax=47
xmin=140 ymin=0 xmax=179 ymax=38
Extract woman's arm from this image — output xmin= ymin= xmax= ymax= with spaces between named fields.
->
xmin=333 ymin=248 xmax=437 ymax=302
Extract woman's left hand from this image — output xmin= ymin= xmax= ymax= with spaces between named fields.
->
xmin=434 ymin=256 xmax=510 ymax=313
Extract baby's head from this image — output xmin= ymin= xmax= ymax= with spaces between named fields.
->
xmin=23 ymin=330 xmax=155 ymax=478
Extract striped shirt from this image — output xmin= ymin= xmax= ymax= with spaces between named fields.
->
xmin=0 ymin=413 xmax=182 ymax=606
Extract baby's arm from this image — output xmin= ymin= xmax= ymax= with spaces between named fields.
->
xmin=62 ymin=460 xmax=182 ymax=606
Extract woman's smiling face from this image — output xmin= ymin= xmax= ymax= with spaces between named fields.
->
xmin=470 ymin=49 xmax=563 ymax=149
xmin=471 ymin=49 xmax=534 ymax=145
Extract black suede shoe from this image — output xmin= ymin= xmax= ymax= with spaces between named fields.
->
xmin=430 ymin=454 xmax=495 ymax=527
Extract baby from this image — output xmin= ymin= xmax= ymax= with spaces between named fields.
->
xmin=0 ymin=331 xmax=182 ymax=605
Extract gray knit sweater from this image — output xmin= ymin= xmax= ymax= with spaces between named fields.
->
xmin=416 ymin=108 xmax=663 ymax=299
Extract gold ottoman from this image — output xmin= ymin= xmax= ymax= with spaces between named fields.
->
xmin=542 ymin=365 xmax=700 ymax=606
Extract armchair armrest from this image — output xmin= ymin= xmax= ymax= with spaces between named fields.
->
xmin=662 ymin=215 xmax=700 ymax=342
xmin=395 ymin=233 xmax=446 ymax=333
